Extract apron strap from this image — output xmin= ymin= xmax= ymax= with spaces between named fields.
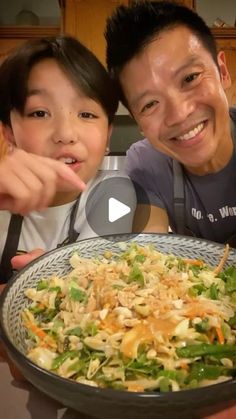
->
xmin=67 ymin=196 xmax=81 ymax=243
xmin=173 ymin=115 xmax=236 ymax=238
xmin=0 ymin=214 xmax=23 ymax=283
xmin=0 ymin=197 xmax=81 ymax=283
xmin=173 ymin=159 xmax=186 ymax=235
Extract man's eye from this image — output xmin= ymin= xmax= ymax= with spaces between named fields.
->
xmin=184 ymin=73 xmax=199 ymax=83
xmin=28 ymin=110 xmax=47 ymax=118
xmin=79 ymin=112 xmax=96 ymax=119
xmin=141 ymin=100 xmax=158 ymax=113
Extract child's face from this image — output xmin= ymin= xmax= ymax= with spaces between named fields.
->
xmin=8 ymin=58 xmax=111 ymax=201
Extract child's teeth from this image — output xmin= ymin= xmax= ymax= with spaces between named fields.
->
xmin=59 ymin=157 xmax=76 ymax=164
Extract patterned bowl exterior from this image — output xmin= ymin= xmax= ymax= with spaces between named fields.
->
xmin=1 ymin=233 xmax=236 ymax=419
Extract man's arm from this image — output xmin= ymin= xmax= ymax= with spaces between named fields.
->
xmin=133 ymin=204 xmax=169 ymax=233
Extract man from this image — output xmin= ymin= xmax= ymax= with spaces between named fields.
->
xmin=105 ymin=0 xmax=236 ymax=246
xmin=105 ymin=2 xmax=236 ymax=418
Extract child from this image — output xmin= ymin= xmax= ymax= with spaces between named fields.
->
xmin=0 ymin=35 xmax=136 ymax=283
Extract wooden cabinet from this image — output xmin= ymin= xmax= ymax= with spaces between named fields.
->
xmin=61 ymin=0 xmax=128 ymax=66
xmin=182 ymin=0 xmax=236 ymax=106
xmin=60 ymin=0 xmax=236 ymax=105
xmin=0 ymin=27 xmax=60 ymax=63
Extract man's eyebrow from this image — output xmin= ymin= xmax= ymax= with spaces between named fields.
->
xmin=130 ymin=90 xmax=155 ymax=109
xmin=173 ymin=56 xmax=201 ymax=78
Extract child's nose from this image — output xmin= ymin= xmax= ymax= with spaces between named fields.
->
xmin=52 ymin=117 xmax=79 ymax=144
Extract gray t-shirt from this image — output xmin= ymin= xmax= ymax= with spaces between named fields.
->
xmin=126 ymin=108 xmax=236 ymax=244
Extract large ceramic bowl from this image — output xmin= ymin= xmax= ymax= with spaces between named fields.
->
xmin=1 ymin=233 xmax=236 ymax=419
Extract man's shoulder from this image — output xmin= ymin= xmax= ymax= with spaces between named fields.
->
xmin=126 ymin=138 xmax=172 ymax=172
xmin=128 ymin=138 xmax=158 ymax=155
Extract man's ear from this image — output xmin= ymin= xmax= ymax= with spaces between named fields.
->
xmin=217 ymin=50 xmax=231 ymax=89
xmin=1 ymin=124 xmax=16 ymax=149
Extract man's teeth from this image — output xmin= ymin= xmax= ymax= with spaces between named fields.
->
xmin=177 ymin=122 xmax=204 ymax=141
xmin=59 ymin=157 xmax=77 ymax=164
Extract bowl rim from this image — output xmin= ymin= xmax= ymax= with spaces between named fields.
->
xmin=1 ymin=231 xmax=232 ymax=289
xmin=1 ymin=321 xmax=235 ymax=402
xmin=1 ymin=232 xmax=236 ymax=402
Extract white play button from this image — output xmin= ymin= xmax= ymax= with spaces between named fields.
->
xmin=85 ymin=177 xmax=150 ymax=241
xmin=108 ymin=197 xmax=131 ymax=223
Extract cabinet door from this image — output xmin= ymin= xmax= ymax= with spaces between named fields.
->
xmin=62 ymin=0 xmax=128 ymax=65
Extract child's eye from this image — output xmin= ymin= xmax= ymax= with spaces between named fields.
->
xmin=141 ymin=100 xmax=158 ymax=113
xmin=184 ymin=73 xmax=200 ymax=84
xmin=79 ymin=112 xmax=97 ymax=119
xmin=28 ymin=110 xmax=48 ymax=118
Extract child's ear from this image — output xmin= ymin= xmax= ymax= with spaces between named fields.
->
xmin=1 ymin=124 xmax=16 ymax=151
xmin=217 ymin=50 xmax=231 ymax=89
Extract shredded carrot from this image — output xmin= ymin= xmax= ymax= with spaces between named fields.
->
xmin=28 ymin=322 xmax=47 ymax=339
xmin=183 ymin=259 xmax=204 ymax=267
xmin=179 ymin=361 xmax=189 ymax=371
xmin=25 ymin=321 xmax=55 ymax=348
xmin=207 ymin=330 xmax=215 ymax=343
xmin=215 ymin=326 xmax=224 ymax=345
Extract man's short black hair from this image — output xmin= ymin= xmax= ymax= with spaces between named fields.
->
xmin=105 ymin=0 xmax=218 ymax=105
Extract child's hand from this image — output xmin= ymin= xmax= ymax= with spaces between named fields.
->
xmin=0 ymin=149 xmax=86 ymax=214
xmin=11 ymin=248 xmax=45 ymax=270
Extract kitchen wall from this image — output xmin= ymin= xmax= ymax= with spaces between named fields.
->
xmin=196 ymin=0 xmax=236 ymax=27
xmin=110 ymin=115 xmax=143 ymax=155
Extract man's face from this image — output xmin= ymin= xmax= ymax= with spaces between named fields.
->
xmin=120 ymin=26 xmax=231 ymax=173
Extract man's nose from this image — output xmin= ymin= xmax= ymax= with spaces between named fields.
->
xmin=164 ymin=92 xmax=195 ymax=127
xmin=52 ymin=116 xmax=79 ymax=144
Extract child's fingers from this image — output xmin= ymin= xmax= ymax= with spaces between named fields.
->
xmin=11 ymin=249 xmax=45 ymax=270
xmin=0 ymin=150 xmax=86 ymax=212
xmin=21 ymin=152 xmax=86 ymax=192
xmin=46 ymin=158 xmax=86 ymax=191
xmin=0 ymin=168 xmax=47 ymax=214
